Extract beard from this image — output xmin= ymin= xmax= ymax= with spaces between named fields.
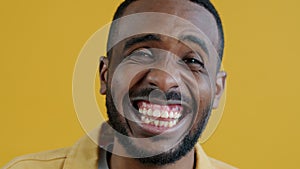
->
xmin=105 ymin=88 xmax=212 ymax=166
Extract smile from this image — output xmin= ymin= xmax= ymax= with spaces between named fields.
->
xmin=125 ymin=95 xmax=194 ymax=137
xmin=137 ymin=101 xmax=182 ymax=128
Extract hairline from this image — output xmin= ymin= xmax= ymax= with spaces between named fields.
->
xmin=107 ymin=0 xmax=224 ymax=67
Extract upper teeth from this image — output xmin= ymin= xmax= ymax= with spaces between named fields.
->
xmin=137 ymin=101 xmax=183 ymax=128
xmin=137 ymin=102 xmax=182 ymax=119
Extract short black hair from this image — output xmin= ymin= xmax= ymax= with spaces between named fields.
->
xmin=107 ymin=0 xmax=224 ymax=61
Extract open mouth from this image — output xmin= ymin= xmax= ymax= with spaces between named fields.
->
xmin=130 ymin=98 xmax=191 ymax=135
xmin=137 ymin=101 xmax=182 ymax=127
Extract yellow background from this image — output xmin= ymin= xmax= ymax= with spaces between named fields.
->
xmin=1 ymin=0 xmax=299 ymax=168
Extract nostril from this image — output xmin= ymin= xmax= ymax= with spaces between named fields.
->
xmin=149 ymin=82 xmax=157 ymax=87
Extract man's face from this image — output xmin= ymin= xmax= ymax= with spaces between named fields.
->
xmin=100 ymin=0 xmax=225 ymax=165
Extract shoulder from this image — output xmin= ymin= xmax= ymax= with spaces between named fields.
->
xmin=2 ymin=147 xmax=70 ymax=169
xmin=2 ymin=133 xmax=101 ymax=169
xmin=194 ymin=143 xmax=237 ymax=169
xmin=209 ymin=157 xmax=238 ymax=169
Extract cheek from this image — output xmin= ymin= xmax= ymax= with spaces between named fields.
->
xmin=193 ymin=76 xmax=214 ymax=118
xmin=109 ymin=61 xmax=141 ymax=87
xmin=127 ymin=68 xmax=151 ymax=90
xmin=108 ymin=63 xmax=147 ymax=108
xmin=194 ymin=73 xmax=214 ymax=100
xmin=200 ymin=83 xmax=214 ymax=111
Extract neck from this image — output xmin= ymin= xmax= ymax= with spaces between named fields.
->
xmin=109 ymin=139 xmax=195 ymax=169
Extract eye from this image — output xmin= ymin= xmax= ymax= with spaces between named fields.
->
xmin=183 ymin=58 xmax=204 ymax=67
xmin=183 ymin=58 xmax=203 ymax=66
xmin=182 ymin=54 xmax=205 ymax=72
xmin=130 ymin=48 xmax=153 ymax=58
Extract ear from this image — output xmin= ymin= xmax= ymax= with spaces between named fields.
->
xmin=212 ymin=71 xmax=227 ymax=109
xmin=99 ymin=56 xmax=109 ymax=95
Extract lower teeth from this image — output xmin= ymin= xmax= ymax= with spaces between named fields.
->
xmin=141 ymin=115 xmax=178 ymax=128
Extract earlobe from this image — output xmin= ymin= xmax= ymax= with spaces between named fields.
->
xmin=99 ymin=56 xmax=109 ymax=95
xmin=213 ymin=71 xmax=227 ymax=109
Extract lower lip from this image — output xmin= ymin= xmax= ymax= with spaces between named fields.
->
xmin=137 ymin=115 xmax=187 ymax=136
xmin=140 ymin=123 xmax=175 ymax=135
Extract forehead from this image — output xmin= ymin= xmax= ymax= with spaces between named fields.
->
xmin=115 ymin=0 xmax=219 ymax=49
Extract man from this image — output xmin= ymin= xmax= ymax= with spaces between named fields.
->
xmin=3 ymin=0 xmax=236 ymax=168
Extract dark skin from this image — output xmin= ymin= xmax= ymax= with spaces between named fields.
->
xmin=100 ymin=0 xmax=226 ymax=169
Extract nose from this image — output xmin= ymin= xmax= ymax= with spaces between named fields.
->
xmin=145 ymin=69 xmax=179 ymax=92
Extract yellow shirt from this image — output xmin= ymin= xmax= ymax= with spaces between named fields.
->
xmin=3 ymin=124 xmax=237 ymax=169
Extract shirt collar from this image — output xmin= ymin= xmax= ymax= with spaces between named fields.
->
xmin=63 ymin=123 xmax=214 ymax=169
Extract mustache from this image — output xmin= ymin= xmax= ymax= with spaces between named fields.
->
xmin=129 ymin=88 xmax=190 ymax=103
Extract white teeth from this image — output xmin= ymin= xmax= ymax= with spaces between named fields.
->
xmin=147 ymin=109 xmax=153 ymax=116
xmin=138 ymin=108 xmax=181 ymax=119
xmin=142 ymin=108 xmax=147 ymax=115
xmin=169 ymin=120 xmax=178 ymax=128
xmin=153 ymin=110 xmax=161 ymax=117
xmin=159 ymin=121 xmax=164 ymax=127
xmin=164 ymin=121 xmax=169 ymax=127
xmin=140 ymin=115 xmax=178 ymax=128
xmin=145 ymin=118 xmax=150 ymax=124
xmin=168 ymin=121 xmax=173 ymax=127
xmin=138 ymin=102 xmax=183 ymax=128
xmin=174 ymin=112 xmax=181 ymax=118
xmin=138 ymin=107 xmax=182 ymax=120
xmin=154 ymin=120 xmax=159 ymax=126
xmin=169 ymin=111 xmax=174 ymax=118
xmin=161 ymin=111 xmax=169 ymax=118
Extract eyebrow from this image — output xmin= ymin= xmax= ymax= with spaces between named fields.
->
xmin=124 ymin=34 xmax=161 ymax=50
xmin=179 ymin=35 xmax=209 ymax=55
